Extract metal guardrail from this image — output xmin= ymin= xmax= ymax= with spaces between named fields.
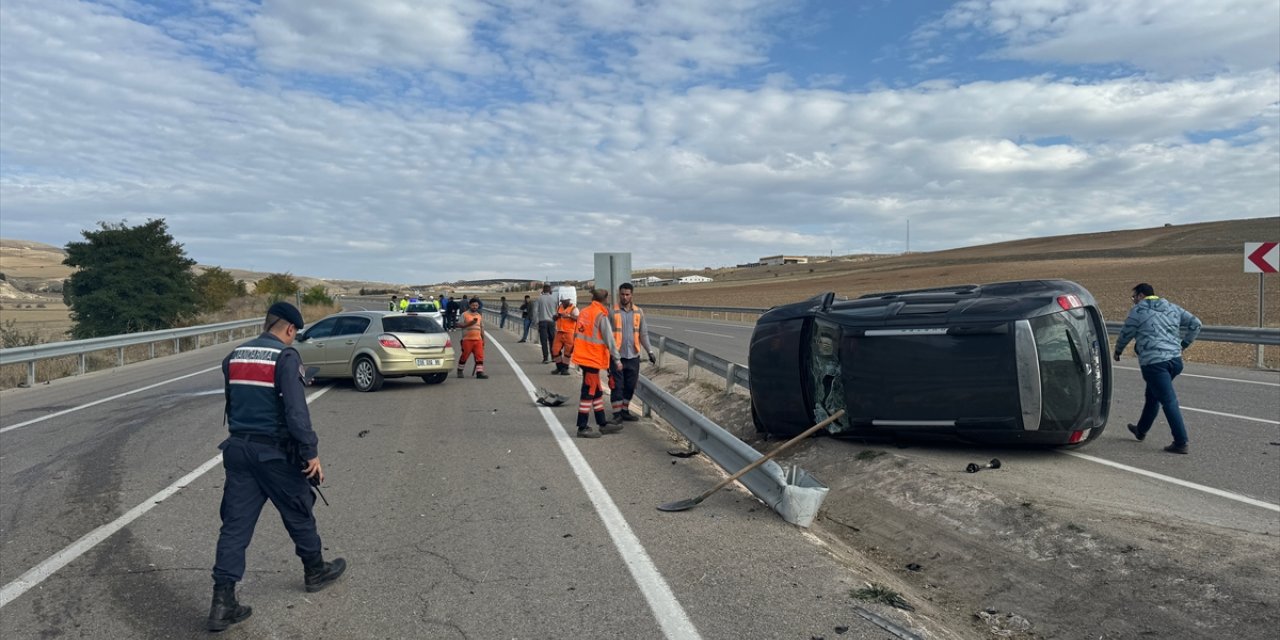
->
xmin=0 ymin=318 xmax=261 ymax=387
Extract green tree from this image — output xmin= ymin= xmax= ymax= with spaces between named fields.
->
xmin=253 ymin=273 xmax=299 ymax=302
xmin=194 ymin=267 xmax=241 ymax=312
xmin=62 ymin=219 xmax=199 ymax=338
xmin=301 ymin=285 xmax=333 ymax=306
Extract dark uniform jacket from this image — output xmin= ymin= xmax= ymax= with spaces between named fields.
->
xmin=221 ymin=332 xmax=319 ymax=460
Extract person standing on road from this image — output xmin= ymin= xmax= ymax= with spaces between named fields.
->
xmin=399 ymin=296 xmax=409 ymax=312
xmin=532 ymin=285 xmax=557 ymax=363
xmin=499 ymin=296 xmax=510 ymax=329
xmin=571 ymin=289 xmax=622 ymax=438
xmin=209 ymin=302 xmax=346 ymax=632
xmin=457 ymin=298 xmax=489 ymax=379
xmin=518 ymin=295 xmax=533 ymax=343
xmin=1114 ymin=283 xmax=1202 ymax=454
xmin=609 ymin=282 xmax=656 ymax=424
xmin=445 ymin=296 xmax=460 ymax=330
xmin=551 ymin=295 xmax=579 ymax=375
xmin=389 ymin=295 xmax=398 ymax=311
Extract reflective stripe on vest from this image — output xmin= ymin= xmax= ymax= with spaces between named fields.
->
xmin=571 ymin=302 xmax=610 ymax=369
xmin=612 ymin=305 xmax=643 ymax=352
xmin=225 ymin=336 xmax=288 ymax=436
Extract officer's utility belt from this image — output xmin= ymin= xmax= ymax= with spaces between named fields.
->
xmin=231 ymin=433 xmax=291 ymax=449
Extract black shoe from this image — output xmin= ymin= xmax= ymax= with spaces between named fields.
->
xmin=541 ymin=359 xmax=550 ymax=364
xmin=207 ymin=582 xmax=252 ymax=632
xmin=456 ymin=369 xmax=464 ymax=378
xmin=577 ymin=427 xmax=602 ymax=439
xmin=1163 ymin=443 xmax=1189 ymax=455
xmin=1127 ymin=423 xmax=1145 ymax=441
xmin=304 ymin=557 xmax=347 ymax=593
xmin=559 ymin=370 xmax=572 ymax=376
xmin=517 ymin=339 xmax=527 ymax=343
xmin=620 ymin=412 xmax=640 ymax=422
xmin=599 ymin=423 xmax=624 ymax=434
xmin=475 ymin=372 xmax=488 ymax=379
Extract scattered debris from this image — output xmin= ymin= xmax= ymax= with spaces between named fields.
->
xmin=535 ymin=388 xmax=567 ymax=406
xmin=834 ymin=625 xmax=849 ymax=634
xmin=357 ymin=429 xmax=370 ymax=438
xmin=976 ymin=609 xmax=1032 ymax=637
xmin=905 ymin=563 xmax=923 ymax=572
xmin=965 ymin=458 xmax=1002 ymax=473
xmin=562 ymin=533 xmax=572 ymax=538
xmin=851 ymin=583 xmax=914 ymax=611
xmin=667 ymin=448 xmax=699 ymax=458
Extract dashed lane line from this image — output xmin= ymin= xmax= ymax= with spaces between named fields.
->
xmin=1113 ymin=365 xmax=1280 ymax=387
xmin=1 ymin=366 xmax=222 ymax=435
xmin=1060 ymin=450 xmax=1280 ymax=513
xmin=0 ymin=385 xmax=334 ymax=608
xmin=486 ymin=332 xmax=703 ymax=640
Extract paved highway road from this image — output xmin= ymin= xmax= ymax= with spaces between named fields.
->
xmin=1 ymin=329 xmax=902 ymax=638
xmin=644 ymin=313 xmax=1280 ymax=524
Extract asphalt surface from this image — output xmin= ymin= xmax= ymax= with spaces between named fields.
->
xmin=0 ymin=326 xmax=901 ymax=639
xmin=644 ymin=313 xmax=1280 ymax=530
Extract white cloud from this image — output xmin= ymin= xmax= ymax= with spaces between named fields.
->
xmin=1 ymin=0 xmax=1277 ymax=283
xmin=930 ymin=0 xmax=1280 ymax=74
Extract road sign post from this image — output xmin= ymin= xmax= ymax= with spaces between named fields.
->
xmin=1244 ymin=242 xmax=1279 ymax=368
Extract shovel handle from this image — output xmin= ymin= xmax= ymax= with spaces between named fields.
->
xmin=693 ymin=409 xmax=845 ymax=503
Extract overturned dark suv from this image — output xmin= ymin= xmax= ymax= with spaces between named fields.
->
xmin=749 ymin=280 xmax=1112 ymax=446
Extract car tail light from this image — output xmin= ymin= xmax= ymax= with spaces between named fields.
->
xmin=1067 ymin=429 xmax=1089 ymax=444
xmin=444 ymin=339 xmax=452 ymax=349
xmin=378 ymin=334 xmax=405 ymax=349
xmin=1056 ymin=294 xmax=1082 ymax=310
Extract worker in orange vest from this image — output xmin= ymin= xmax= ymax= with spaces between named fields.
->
xmin=456 ymin=298 xmax=488 ymax=379
xmin=571 ymin=289 xmax=621 ymax=438
xmin=550 ymin=295 xmax=578 ymax=375
xmin=609 ymin=282 xmax=656 ymax=424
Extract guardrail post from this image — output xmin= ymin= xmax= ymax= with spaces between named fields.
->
xmin=79 ymin=354 xmax=86 ymax=376
xmin=118 ymin=347 xmax=125 ymax=367
xmin=27 ymin=362 xmax=35 ymax=387
xmin=642 ymin=399 xmax=651 ymax=417
xmin=174 ymin=337 xmax=181 ymax=354
xmin=725 ymin=363 xmax=737 ymax=395
xmin=656 ymin=336 xmax=666 ymax=368
xmin=149 ymin=343 xmax=155 ymax=359
xmin=686 ymin=347 xmax=696 ymax=379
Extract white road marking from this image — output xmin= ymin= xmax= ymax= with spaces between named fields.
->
xmin=1180 ymin=406 xmax=1280 ymax=425
xmin=649 ymin=324 xmax=673 ymax=329
xmin=1060 ymin=450 xmax=1280 ymax=513
xmin=486 ymin=332 xmax=703 ymax=640
xmin=1114 ymin=365 xmax=1280 ymax=387
xmin=686 ymin=329 xmax=734 ymax=339
xmin=1 ymin=366 xmax=222 ymax=434
xmin=0 ymin=385 xmax=334 ymax=608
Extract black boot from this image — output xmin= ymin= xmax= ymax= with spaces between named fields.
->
xmin=304 ymin=557 xmax=347 ymax=593
xmin=207 ymin=581 xmax=251 ymax=632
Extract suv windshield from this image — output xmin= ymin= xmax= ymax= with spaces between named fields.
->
xmin=382 ymin=316 xmax=443 ymax=333
xmin=406 ymin=303 xmax=438 ymax=313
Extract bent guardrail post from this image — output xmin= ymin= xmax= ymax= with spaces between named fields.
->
xmin=636 ymin=377 xmax=828 ymax=528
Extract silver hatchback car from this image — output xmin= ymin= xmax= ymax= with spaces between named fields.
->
xmin=294 ymin=311 xmax=456 ymax=392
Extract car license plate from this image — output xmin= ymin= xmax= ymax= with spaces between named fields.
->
xmin=416 ymin=358 xmax=441 ymax=366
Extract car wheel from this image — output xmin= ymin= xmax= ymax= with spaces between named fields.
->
xmin=422 ymin=373 xmax=448 ymax=385
xmin=353 ymin=356 xmax=384 ymax=392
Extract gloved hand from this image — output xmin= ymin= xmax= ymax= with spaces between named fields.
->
xmin=648 ymin=352 xmax=656 ymax=365
xmin=1180 ymin=341 xmax=1190 ymax=350
xmin=1113 ymin=351 xmax=1121 ymax=362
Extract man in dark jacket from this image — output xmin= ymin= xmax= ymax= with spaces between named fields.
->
xmin=208 ymin=302 xmax=346 ymax=632
xmin=1114 ymin=283 xmax=1202 ymax=454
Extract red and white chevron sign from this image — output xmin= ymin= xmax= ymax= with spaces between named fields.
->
xmin=1244 ymin=242 xmax=1279 ymax=273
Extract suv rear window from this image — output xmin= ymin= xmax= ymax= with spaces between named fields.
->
xmin=1030 ymin=308 xmax=1099 ymax=429
xmin=382 ymin=316 xmax=443 ymax=333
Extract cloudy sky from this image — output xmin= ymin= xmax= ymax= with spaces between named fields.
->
xmin=1 ymin=0 xmax=1277 ymax=283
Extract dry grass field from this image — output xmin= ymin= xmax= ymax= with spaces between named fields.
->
xmin=635 ymin=217 xmax=1280 ymax=368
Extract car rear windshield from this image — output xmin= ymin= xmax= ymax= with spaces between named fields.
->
xmin=382 ymin=316 xmax=443 ymax=333
xmin=840 ymin=327 xmax=1020 ymax=426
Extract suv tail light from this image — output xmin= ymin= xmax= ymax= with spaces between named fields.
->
xmin=1067 ymin=429 xmax=1089 ymax=444
xmin=378 ymin=334 xmax=406 ymax=349
xmin=1056 ymin=294 xmax=1083 ymax=310
xmin=444 ymin=338 xmax=452 ymax=349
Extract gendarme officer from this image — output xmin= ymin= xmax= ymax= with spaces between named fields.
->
xmin=208 ymin=302 xmax=346 ymax=632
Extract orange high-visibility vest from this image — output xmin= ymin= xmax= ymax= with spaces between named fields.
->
xmin=612 ymin=305 xmax=643 ymax=352
xmin=555 ymin=304 xmax=577 ymax=334
xmin=571 ymin=301 xmax=610 ymax=369
xmin=462 ymin=310 xmax=483 ymax=341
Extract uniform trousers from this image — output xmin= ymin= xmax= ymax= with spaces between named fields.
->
xmin=609 ymin=356 xmax=641 ymax=416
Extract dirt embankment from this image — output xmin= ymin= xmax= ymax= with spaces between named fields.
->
xmin=640 ymin=365 xmax=1280 ymax=640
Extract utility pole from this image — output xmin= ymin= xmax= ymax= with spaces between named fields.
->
xmin=906 ymin=219 xmax=911 ymax=254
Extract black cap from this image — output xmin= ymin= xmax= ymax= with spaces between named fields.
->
xmin=267 ymin=301 xmax=305 ymax=330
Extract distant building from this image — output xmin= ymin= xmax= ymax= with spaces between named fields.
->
xmin=677 ymin=275 xmax=713 ymax=284
xmin=759 ymin=255 xmax=808 ymax=266
xmin=633 ymin=276 xmax=666 ymax=287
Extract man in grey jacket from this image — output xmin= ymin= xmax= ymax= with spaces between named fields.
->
xmin=532 ymin=284 xmax=558 ymax=364
xmin=1113 ymin=283 xmax=1202 ymax=454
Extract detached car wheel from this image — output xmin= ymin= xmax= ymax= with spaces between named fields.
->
xmin=353 ymin=356 xmax=384 ymax=392
xmin=421 ymin=373 xmax=448 ymax=385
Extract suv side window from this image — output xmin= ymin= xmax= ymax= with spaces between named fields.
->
xmin=334 ymin=316 xmax=371 ymax=337
xmin=304 ymin=318 xmax=338 ymax=340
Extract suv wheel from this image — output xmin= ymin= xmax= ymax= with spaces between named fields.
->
xmin=421 ymin=373 xmax=448 ymax=385
xmin=353 ymin=356 xmax=384 ymax=392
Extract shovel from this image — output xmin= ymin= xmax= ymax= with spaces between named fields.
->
xmin=657 ymin=409 xmax=845 ymax=512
